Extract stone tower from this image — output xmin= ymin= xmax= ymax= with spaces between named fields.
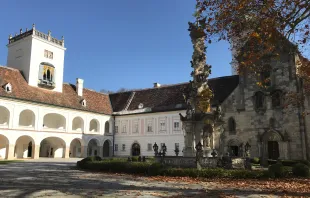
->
xmin=6 ymin=24 xmax=66 ymax=92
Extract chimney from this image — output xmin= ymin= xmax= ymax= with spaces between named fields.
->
xmin=153 ymin=82 xmax=161 ymax=88
xmin=76 ymin=78 xmax=84 ymax=96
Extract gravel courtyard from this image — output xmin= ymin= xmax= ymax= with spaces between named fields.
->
xmin=0 ymin=159 xmax=308 ymax=198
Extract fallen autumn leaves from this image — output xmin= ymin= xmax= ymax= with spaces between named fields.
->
xmin=147 ymin=176 xmax=310 ymax=197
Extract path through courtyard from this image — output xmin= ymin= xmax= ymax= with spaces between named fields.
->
xmin=0 ymin=159 xmax=309 ymax=197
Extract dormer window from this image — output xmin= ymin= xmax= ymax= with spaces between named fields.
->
xmin=81 ymin=99 xmax=86 ymax=107
xmin=4 ymin=83 xmax=12 ymax=93
xmin=138 ymin=103 xmax=144 ymax=109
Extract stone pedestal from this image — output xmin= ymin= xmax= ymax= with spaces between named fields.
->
xmin=183 ymin=147 xmax=195 ymax=157
xmin=204 ymin=147 xmax=212 ymax=157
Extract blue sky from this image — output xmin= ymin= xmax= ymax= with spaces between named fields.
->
xmin=0 ymin=0 xmax=232 ymax=92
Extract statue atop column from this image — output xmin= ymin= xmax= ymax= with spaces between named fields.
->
xmin=179 ymin=4 xmax=220 ymax=157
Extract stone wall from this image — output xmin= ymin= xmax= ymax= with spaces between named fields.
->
xmin=218 ymin=52 xmax=307 ymax=160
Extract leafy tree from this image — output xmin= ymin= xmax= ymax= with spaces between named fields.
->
xmin=195 ymin=0 xmax=309 ymax=75
xmin=195 ymin=0 xmax=310 ymax=106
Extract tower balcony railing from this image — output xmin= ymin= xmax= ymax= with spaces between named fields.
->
xmin=38 ymin=79 xmax=55 ymax=89
xmin=8 ymin=27 xmax=64 ymax=47
xmin=34 ymin=30 xmax=63 ymax=46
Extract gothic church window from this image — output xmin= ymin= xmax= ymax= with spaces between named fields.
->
xmin=254 ymin=91 xmax=265 ymax=109
xmin=261 ymin=71 xmax=271 ymax=87
xmin=228 ymin=117 xmax=236 ymax=134
xmin=260 ymin=65 xmax=272 ymax=87
xmin=272 ymin=91 xmax=282 ymax=108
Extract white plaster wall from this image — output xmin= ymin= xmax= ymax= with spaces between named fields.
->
xmin=114 ymin=110 xmax=185 ymax=157
xmin=0 ymin=97 xmax=112 ymax=135
xmin=0 ymin=97 xmax=113 ymax=158
xmin=29 ymin=37 xmax=66 ymax=92
xmin=6 ymin=37 xmax=32 ymax=81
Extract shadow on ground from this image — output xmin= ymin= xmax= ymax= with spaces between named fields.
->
xmin=0 ymin=161 xmax=308 ymax=197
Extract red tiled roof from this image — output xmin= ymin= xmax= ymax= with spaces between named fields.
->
xmin=0 ymin=66 xmax=112 ymax=115
xmin=109 ymin=75 xmax=239 ymax=113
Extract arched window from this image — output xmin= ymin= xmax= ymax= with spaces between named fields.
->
xmin=38 ymin=62 xmax=55 ymax=88
xmin=254 ymin=91 xmax=265 ymax=109
xmin=272 ymin=91 xmax=282 ymax=108
xmin=105 ymin=121 xmax=110 ymax=133
xmin=89 ymin=119 xmax=100 ymax=132
xmin=260 ymin=65 xmax=272 ymax=87
xmin=228 ymin=117 xmax=236 ymax=134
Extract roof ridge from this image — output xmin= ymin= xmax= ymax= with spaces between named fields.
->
xmin=0 ymin=65 xmax=20 ymax=71
xmin=111 ymin=75 xmax=239 ymax=94
xmin=63 ymin=83 xmax=109 ymax=96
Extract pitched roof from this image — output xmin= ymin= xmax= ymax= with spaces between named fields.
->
xmin=0 ymin=66 xmax=112 ymax=115
xmin=109 ymin=75 xmax=239 ymax=113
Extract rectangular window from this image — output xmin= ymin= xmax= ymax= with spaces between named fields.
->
xmin=115 ymin=144 xmax=118 ymax=151
xmin=115 ymin=126 xmax=119 ymax=133
xmin=44 ymin=49 xmax=53 ymax=59
xmin=174 ymin=121 xmax=180 ymax=130
xmin=122 ymin=144 xmax=126 ymax=151
xmin=147 ymin=123 xmax=152 ymax=132
xmin=147 ymin=143 xmax=152 ymax=151
xmin=122 ymin=125 xmax=126 ymax=133
xmin=133 ymin=122 xmax=139 ymax=133
xmin=175 ymin=143 xmax=179 ymax=150
xmin=160 ymin=120 xmax=166 ymax=130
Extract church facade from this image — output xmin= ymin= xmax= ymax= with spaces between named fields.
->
xmin=0 ymin=25 xmax=309 ymax=161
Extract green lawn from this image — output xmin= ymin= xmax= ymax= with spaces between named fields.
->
xmin=0 ymin=160 xmax=24 ymax=165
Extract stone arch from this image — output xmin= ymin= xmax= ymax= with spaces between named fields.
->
xmin=102 ymin=139 xmax=112 ymax=157
xmin=43 ymin=113 xmax=66 ymax=130
xmin=226 ymin=138 xmax=241 ymax=157
xmin=72 ymin=116 xmax=84 ymax=132
xmin=104 ymin=121 xmax=110 ymax=133
xmin=87 ymin=138 xmax=100 ymax=157
xmin=262 ymin=130 xmax=284 ymax=142
xmin=89 ymin=119 xmax=100 ymax=132
xmin=19 ymin=109 xmax=35 ymax=128
xmin=69 ymin=138 xmax=83 ymax=158
xmin=131 ymin=141 xmax=141 ymax=156
xmin=39 ymin=137 xmax=66 ymax=158
xmin=261 ymin=130 xmax=284 ymax=160
xmin=15 ymin=135 xmax=35 ymax=159
xmin=0 ymin=106 xmax=10 ymax=127
xmin=0 ymin=134 xmax=9 ymax=159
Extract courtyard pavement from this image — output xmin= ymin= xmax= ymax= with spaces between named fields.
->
xmin=0 ymin=159 xmax=295 ymax=197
